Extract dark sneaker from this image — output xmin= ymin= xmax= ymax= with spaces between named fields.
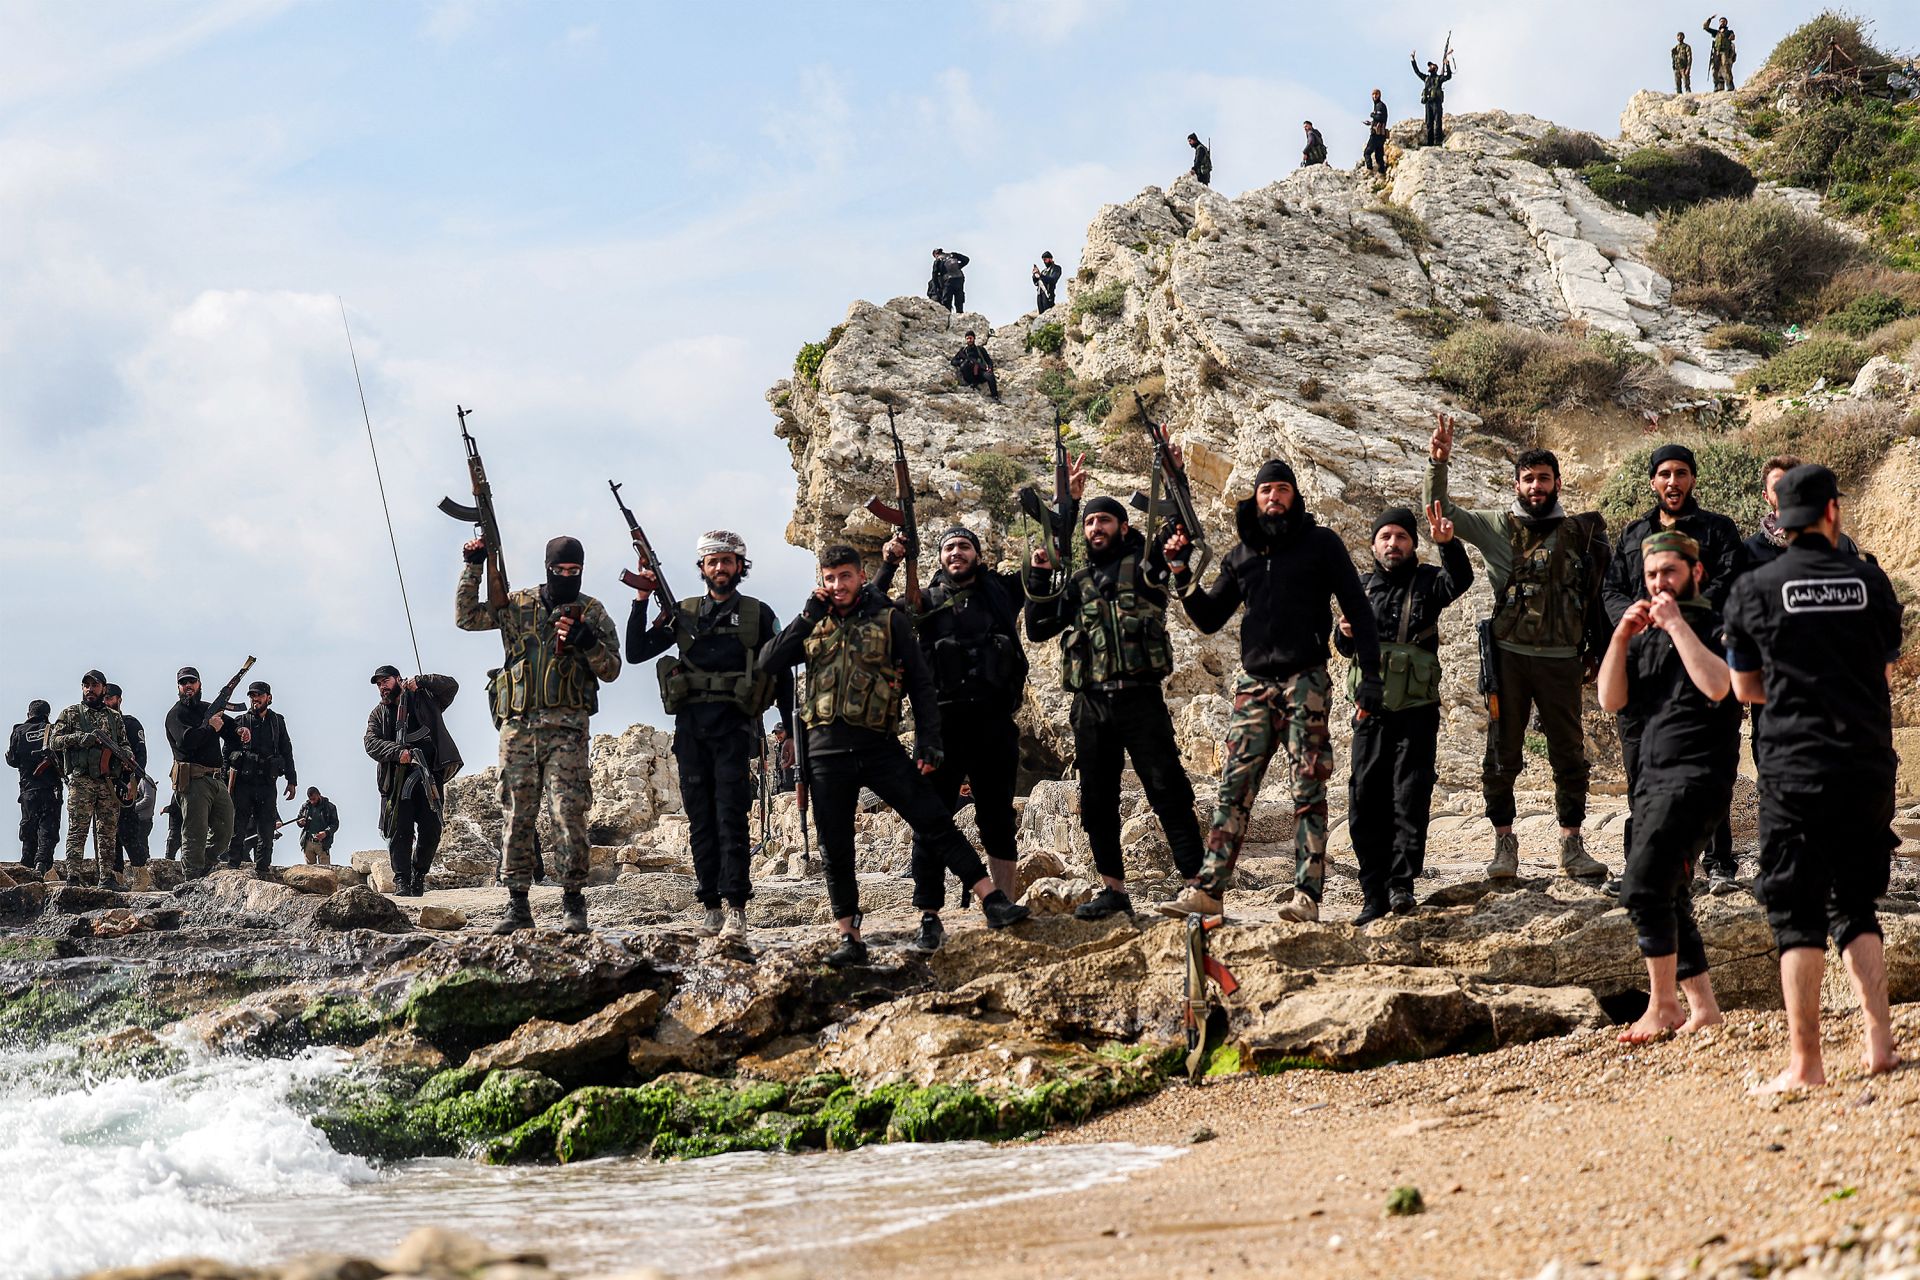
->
xmin=980 ymin=893 xmax=1030 ymax=930
xmin=560 ymin=890 xmax=590 ymax=934
xmin=1353 ymin=899 xmax=1389 ymax=927
xmin=1074 ymin=887 xmax=1135 ymax=921
xmin=1389 ymin=888 xmax=1417 ymax=915
xmin=909 ymin=913 xmax=944 ymax=953
xmin=824 ymin=935 xmax=869 ymax=967
xmin=490 ymin=892 xmax=534 ymax=936
xmin=1707 ymin=870 xmax=1740 ymax=896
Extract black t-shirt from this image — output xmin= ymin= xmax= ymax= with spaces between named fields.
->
xmin=1723 ymin=534 xmax=1903 ymax=792
xmin=1626 ymin=604 xmax=1741 ymax=795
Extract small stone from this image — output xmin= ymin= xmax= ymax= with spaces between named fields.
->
xmin=418 ymin=905 xmax=468 ymax=931
xmin=1190 ymin=1126 xmax=1216 ymax=1144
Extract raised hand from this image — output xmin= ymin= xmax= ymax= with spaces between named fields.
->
xmin=1067 ymin=452 xmax=1089 ymax=500
xmin=1426 ymin=499 xmax=1454 ymax=543
xmin=1647 ymin=592 xmax=1686 ymax=634
xmin=1429 ymin=413 xmax=1455 ymax=463
xmin=1618 ymin=599 xmax=1654 ymax=638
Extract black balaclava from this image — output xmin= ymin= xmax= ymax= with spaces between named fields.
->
xmin=545 ymin=535 xmax=584 ymax=606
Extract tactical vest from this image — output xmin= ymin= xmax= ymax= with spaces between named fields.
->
xmin=1304 ymin=135 xmax=1327 ymax=164
xmin=1347 ymin=576 xmax=1443 ymax=711
xmin=490 ymin=591 xmax=600 ymax=723
xmin=656 ymin=595 xmax=777 ymax=716
xmin=802 ymin=604 xmax=905 ymax=734
xmin=1060 ymin=554 xmax=1173 ymax=692
xmin=1493 ymin=514 xmax=1599 ymax=651
xmin=61 ymin=705 xmax=117 ymax=779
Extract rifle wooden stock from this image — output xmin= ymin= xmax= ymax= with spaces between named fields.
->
xmin=609 ymin=479 xmax=677 ymax=614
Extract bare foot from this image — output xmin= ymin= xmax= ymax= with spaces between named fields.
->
xmin=1619 ymin=1005 xmax=1685 ymax=1044
xmin=1864 ymin=1048 xmax=1900 ymax=1077
xmin=1750 ymin=1066 xmax=1824 ymax=1095
xmin=1679 ymin=1009 xmax=1723 ymax=1034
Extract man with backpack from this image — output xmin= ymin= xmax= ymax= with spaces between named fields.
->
xmin=1301 ymin=121 xmax=1328 ymax=167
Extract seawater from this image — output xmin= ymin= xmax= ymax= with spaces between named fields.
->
xmin=0 ymin=1043 xmax=1180 ymax=1280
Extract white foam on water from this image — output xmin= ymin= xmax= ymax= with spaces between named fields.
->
xmin=0 ymin=1044 xmax=378 ymax=1280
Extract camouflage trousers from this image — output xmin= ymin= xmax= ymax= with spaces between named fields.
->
xmin=1201 ymin=668 xmax=1333 ymax=898
xmin=499 ymin=718 xmax=592 ymax=890
xmin=64 ymin=775 xmax=120 ymax=867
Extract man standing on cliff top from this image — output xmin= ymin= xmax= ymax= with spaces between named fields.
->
xmin=1723 ymin=464 xmax=1903 ymax=1092
xmin=1424 ymin=413 xmax=1612 ymax=884
xmin=1187 ymin=133 xmax=1211 ymax=185
xmin=1672 ymin=31 xmax=1695 ymax=93
xmin=1412 ymin=50 xmax=1453 ymax=146
xmin=1363 ymin=90 xmax=1390 ymax=174
xmin=1704 ymin=16 xmax=1737 ymax=91
xmin=1033 ymin=252 xmax=1062 ymax=313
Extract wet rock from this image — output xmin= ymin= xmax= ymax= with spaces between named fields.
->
xmin=314 ymin=885 xmax=414 ymax=934
xmin=90 ymin=908 xmax=152 ymax=938
xmin=280 ymin=865 xmax=341 ymax=897
xmin=418 ymin=905 xmax=468 ymax=931
xmin=47 ymin=884 xmax=129 ymax=915
xmin=397 ymin=935 xmax=651 ymax=1051
xmin=467 ymin=989 xmax=662 ymax=1075
xmin=0 ymin=880 xmax=48 ymax=918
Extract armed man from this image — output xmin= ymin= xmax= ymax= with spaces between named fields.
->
xmin=929 ymin=248 xmax=970 ymax=314
xmin=1186 ymin=133 xmax=1212 ymax=185
xmin=1300 ymin=120 xmax=1328 ymax=167
xmin=295 ymin=786 xmax=340 ymax=865
xmin=103 ymin=683 xmax=156 ymax=891
xmin=1363 ymin=90 xmax=1390 ymax=175
xmin=166 ymin=667 xmax=245 ymax=879
xmin=1672 ymin=31 xmax=1695 ymax=93
xmin=1032 ymin=252 xmax=1062 ymax=313
xmin=1160 ymin=459 xmax=1382 ymax=922
xmin=1025 ymin=487 xmax=1206 ymax=921
xmin=366 ymin=667 xmax=461 ymax=894
xmin=1603 ymin=444 xmax=1743 ymax=892
xmin=877 ymin=520 xmax=1032 ymax=946
xmin=7 ymin=699 xmax=61 ymax=875
xmin=1334 ymin=503 xmax=1474 ymax=923
xmin=627 ymin=529 xmax=790 ymax=943
xmin=1412 ymin=49 xmax=1454 ymax=146
xmin=1724 ymin=465 xmax=1904 ymax=1091
xmin=1600 ymin=530 xmax=1738 ymax=1045
xmin=951 ymin=330 xmax=999 ymax=399
xmin=761 ymin=545 xmax=1030 ymax=964
xmin=458 ymin=534 xmax=620 ymax=934
xmin=225 ymin=680 xmax=296 ymax=877
xmin=47 ymin=671 xmax=132 ymax=887
xmin=1704 ymin=16 xmax=1737 ymax=91
xmin=1425 ymin=413 xmax=1612 ymax=883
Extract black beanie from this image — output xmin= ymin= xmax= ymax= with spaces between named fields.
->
xmin=1254 ymin=459 xmax=1298 ymax=489
xmin=939 ymin=525 xmax=982 ymax=551
xmin=1083 ymin=496 xmax=1128 ymax=524
xmin=545 ymin=535 xmax=585 ymax=566
xmin=1648 ymin=443 xmax=1698 ymax=477
xmin=1371 ymin=506 xmax=1420 ymax=545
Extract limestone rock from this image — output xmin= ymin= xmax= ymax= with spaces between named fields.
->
xmin=279 ymin=864 xmax=340 ymax=896
xmin=467 ymin=989 xmax=662 ymax=1074
xmin=418 ymin=905 xmax=468 ymax=931
xmin=314 ymin=884 xmax=413 ymax=934
xmin=349 ymin=850 xmax=397 ymax=894
xmin=1852 ymin=355 xmax=1917 ymax=401
xmin=1023 ymin=876 xmax=1097 ymax=915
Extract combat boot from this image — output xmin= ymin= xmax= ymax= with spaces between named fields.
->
xmin=718 ymin=905 xmax=748 ymax=944
xmin=560 ymin=890 xmax=590 ymax=935
xmin=1559 ymin=832 xmax=1607 ymax=882
xmin=824 ymin=934 xmax=868 ymax=968
xmin=1156 ymin=883 xmax=1225 ymax=919
xmin=491 ymin=889 xmax=535 ymax=935
xmin=1353 ymin=898 xmax=1390 ymax=927
xmin=1074 ymin=887 xmax=1134 ymax=921
xmin=1486 ymin=832 xmax=1520 ymax=880
xmin=700 ymin=905 xmax=724 ymax=937
xmin=979 ymin=891 xmax=1030 ymax=930
xmin=908 ymin=912 xmax=944 ymax=953
xmin=1275 ymin=889 xmax=1320 ymax=923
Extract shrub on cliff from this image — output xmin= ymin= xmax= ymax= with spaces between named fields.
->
xmin=1581 ymin=145 xmax=1756 ymax=216
xmin=1428 ymin=323 xmax=1669 ymax=436
xmin=1749 ymin=399 xmax=1905 ymax=485
xmin=1736 ymin=335 xmax=1868 ymax=393
xmin=1756 ymin=11 xmax=1890 ymax=85
xmin=794 ymin=324 xmax=846 ymax=389
xmin=1517 ymin=128 xmax=1613 ymax=170
xmin=1650 ymin=197 xmax=1859 ymax=318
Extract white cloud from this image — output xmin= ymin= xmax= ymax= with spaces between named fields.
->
xmin=987 ymin=0 xmax=1121 ymax=43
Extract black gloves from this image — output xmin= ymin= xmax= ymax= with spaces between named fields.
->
xmin=802 ymin=592 xmax=831 ymax=623
xmin=463 ymin=542 xmax=488 ymax=565
xmin=1355 ymin=676 xmax=1386 ymax=716
xmin=567 ymin=619 xmax=599 ymax=651
xmin=915 ymin=743 xmax=944 ymax=772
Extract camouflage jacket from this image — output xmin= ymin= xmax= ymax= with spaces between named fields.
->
xmin=1672 ymin=41 xmax=1693 ymax=70
xmin=49 ymin=701 xmax=131 ymax=781
xmin=456 ymin=563 xmax=621 ymax=729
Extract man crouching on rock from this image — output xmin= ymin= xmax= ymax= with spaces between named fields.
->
xmin=1161 ymin=458 xmax=1383 ymax=922
xmin=759 ymin=545 xmax=1030 ymax=966
xmin=457 ymin=535 xmax=621 ymax=935
xmin=1597 ymin=531 xmax=1736 ymax=1043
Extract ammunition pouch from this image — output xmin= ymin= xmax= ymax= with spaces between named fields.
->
xmin=1349 ymin=643 xmax=1442 ymax=712
xmin=801 ymin=606 xmax=904 ymax=734
xmin=491 ymin=593 xmax=599 ymax=724
xmin=656 ymin=595 xmax=776 ymax=718
xmin=1060 ymin=553 xmax=1172 ymax=693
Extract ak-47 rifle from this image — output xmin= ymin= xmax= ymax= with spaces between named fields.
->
xmin=1442 ymin=29 xmax=1455 ymax=72
xmin=438 ymin=406 xmax=511 ymax=614
xmin=199 ymin=658 xmax=256 ymax=730
xmin=864 ymin=403 xmax=921 ymax=612
xmin=90 ymin=729 xmax=158 ymax=794
xmin=1018 ymin=406 xmax=1078 ymax=601
xmin=610 ymin=479 xmax=677 ymax=626
xmin=1182 ymin=914 xmax=1239 ymax=1083
xmin=394 ymin=681 xmax=443 ymax=818
xmin=794 ymin=720 xmax=812 ymax=870
xmin=1131 ymin=392 xmax=1213 ymax=582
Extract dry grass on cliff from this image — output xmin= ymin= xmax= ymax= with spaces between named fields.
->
xmin=1427 ymin=322 xmax=1676 ymax=438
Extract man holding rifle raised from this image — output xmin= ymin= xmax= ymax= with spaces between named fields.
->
xmin=627 ymin=524 xmax=791 ymax=945
xmin=165 ymin=663 xmax=249 ymax=879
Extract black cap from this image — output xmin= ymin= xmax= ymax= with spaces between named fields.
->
xmin=1775 ymin=464 xmax=1844 ymax=530
xmin=1371 ymin=506 xmax=1420 ymax=546
xmin=939 ymin=525 xmax=982 ymax=552
xmin=81 ymin=669 xmax=106 ymax=687
xmin=1042 ymin=251 xmax=1054 ymax=260
xmin=1648 ymin=443 xmax=1698 ymax=477
xmin=177 ymin=667 xmax=200 ymax=683
xmin=370 ymin=664 xmax=402 ymax=684
xmin=1255 ymin=459 xmax=1299 ymax=489
xmin=247 ymin=681 xmax=271 ymax=696
xmin=1084 ymin=495 xmax=1128 ymax=524
xmin=105 ymin=683 xmax=123 ymax=699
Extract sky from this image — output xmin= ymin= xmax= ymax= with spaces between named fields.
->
xmin=5 ymin=0 xmax=1916 ymax=861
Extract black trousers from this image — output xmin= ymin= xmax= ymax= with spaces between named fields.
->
xmin=228 ymin=778 xmax=280 ymax=871
xmin=1423 ymin=101 xmax=1444 ymax=144
xmin=917 ymin=708 xmax=1020 ymax=911
xmin=1348 ymin=704 xmax=1440 ymax=903
xmin=18 ymin=790 xmax=60 ymax=867
xmin=1070 ymin=686 xmax=1204 ymax=883
xmin=386 ymin=789 xmax=442 ymax=887
xmin=1035 ymin=291 xmax=1055 ymax=313
xmin=1620 ymin=713 xmax=1736 ymax=877
xmin=1482 ymin=650 xmax=1587 ymax=829
xmin=675 ymin=718 xmax=756 ymax=908
xmin=1620 ymin=786 xmax=1726 ymax=979
xmin=957 ymin=360 xmax=998 ymax=396
xmin=809 ymin=742 xmax=988 ymax=921
xmin=113 ymin=808 xmax=152 ymax=870
xmin=1363 ymin=132 xmax=1387 ymax=173
xmin=943 ymin=284 xmax=965 ymax=313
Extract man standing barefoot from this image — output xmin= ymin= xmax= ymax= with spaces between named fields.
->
xmin=1598 ymin=532 xmax=1738 ymax=1043
xmin=1723 ymin=465 xmax=1903 ymax=1089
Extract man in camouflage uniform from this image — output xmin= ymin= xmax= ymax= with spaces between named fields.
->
xmin=1672 ymin=32 xmax=1694 ymax=93
xmin=1704 ymin=16 xmax=1736 ymax=91
xmin=7 ymin=700 xmax=61 ymax=873
xmin=1161 ymin=460 xmax=1383 ymax=922
xmin=457 ymin=533 xmax=620 ymax=934
xmin=104 ymin=683 xmax=156 ymax=891
xmin=48 ymin=670 xmax=132 ymax=886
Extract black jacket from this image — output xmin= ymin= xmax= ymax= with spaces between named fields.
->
xmin=1741 ymin=523 xmax=1862 ymax=572
xmin=232 ymin=707 xmax=296 ymax=786
xmin=1302 ymin=127 xmax=1327 ymax=163
xmin=364 ymin=675 xmax=463 ymax=797
xmin=1414 ymin=61 xmax=1452 ymax=102
xmin=628 ymin=591 xmax=793 ymax=735
xmin=1602 ymin=501 xmax=1744 ymax=625
xmin=1178 ymin=498 xmax=1382 ymax=683
xmin=951 ymin=342 xmax=993 ymax=371
xmin=165 ymin=697 xmax=244 ymax=769
xmin=929 ymin=252 xmax=969 ymax=297
xmin=1025 ymin=526 xmax=1172 ymax=644
xmin=1369 ymin=100 xmax=1389 ymax=131
xmin=1033 ymin=262 xmax=1062 ymax=307
xmin=876 ymin=560 xmax=1029 ymax=713
xmin=6 ymin=717 xmax=59 ymax=794
xmin=1335 ymin=539 xmax=1474 ymax=660
xmin=296 ymin=796 xmax=341 ymax=847
xmin=760 ymin=586 xmax=944 ymax=761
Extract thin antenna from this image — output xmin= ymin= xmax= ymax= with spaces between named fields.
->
xmin=340 ymin=297 xmax=425 ymax=674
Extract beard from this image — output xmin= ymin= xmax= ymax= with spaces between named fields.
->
xmin=1521 ymin=489 xmax=1559 ymax=516
xmin=701 ymin=569 xmax=737 ymax=594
